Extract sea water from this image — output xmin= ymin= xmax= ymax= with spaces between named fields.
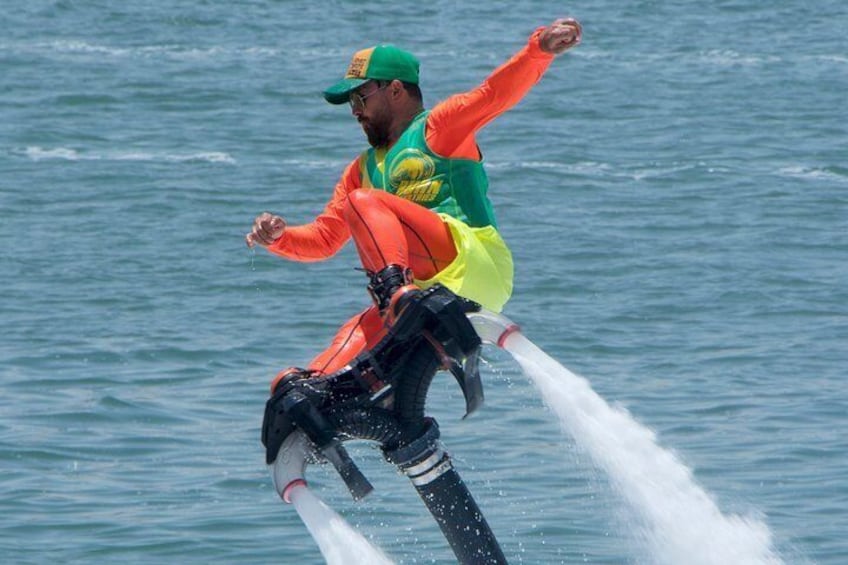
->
xmin=2 ymin=0 xmax=846 ymax=563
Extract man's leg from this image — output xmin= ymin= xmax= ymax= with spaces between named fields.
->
xmin=306 ymin=305 xmax=386 ymax=374
xmin=344 ymin=189 xmax=458 ymax=314
xmin=269 ymin=305 xmax=386 ymax=392
xmin=343 ymin=189 xmax=457 ymax=280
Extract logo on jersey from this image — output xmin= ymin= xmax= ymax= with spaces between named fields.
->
xmin=389 ymin=149 xmax=443 ymax=203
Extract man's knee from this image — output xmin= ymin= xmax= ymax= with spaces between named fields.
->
xmin=343 ymin=189 xmax=378 ymax=222
xmin=270 ymin=366 xmax=319 ymax=395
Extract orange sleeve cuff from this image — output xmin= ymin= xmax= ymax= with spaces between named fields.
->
xmin=527 ymin=27 xmax=555 ymax=60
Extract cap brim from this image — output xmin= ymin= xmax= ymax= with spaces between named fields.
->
xmin=323 ymin=77 xmax=369 ymax=104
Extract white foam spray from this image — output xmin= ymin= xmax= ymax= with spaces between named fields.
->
xmin=503 ymin=332 xmax=782 ymax=565
xmin=271 ymin=432 xmax=394 ymax=565
xmin=286 ymin=484 xmax=395 ymax=565
xmin=21 ymin=145 xmax=235 ymax=164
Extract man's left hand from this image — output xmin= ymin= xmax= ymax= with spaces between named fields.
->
xmin=539 ymin=18 xmax=582 ymax=55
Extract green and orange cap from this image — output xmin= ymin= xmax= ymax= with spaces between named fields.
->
xmin=323 ymin=44 xmax=420 ymax=104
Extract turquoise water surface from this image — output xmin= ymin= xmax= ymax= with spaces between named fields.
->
xmin=2 ymin=1 xmax=846 ymax=563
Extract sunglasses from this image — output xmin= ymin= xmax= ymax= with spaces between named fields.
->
xmin=349 ymin=81 xmax=388 ymax=111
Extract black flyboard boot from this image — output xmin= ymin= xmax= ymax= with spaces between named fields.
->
xmin=367 ymin=264 xmax=420 ymax=320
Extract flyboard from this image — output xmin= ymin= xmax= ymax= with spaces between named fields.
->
xmin=262 ymin=285 xmax=519 ymax=564
xmin=262 ymin=285 xmax=784 ymax=565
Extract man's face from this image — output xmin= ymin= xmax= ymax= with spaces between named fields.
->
xmin=350 ymin=81 xmax=391 ymax=148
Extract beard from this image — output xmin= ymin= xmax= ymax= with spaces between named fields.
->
xmin=360 ymin=110 xmax=391 ymax=148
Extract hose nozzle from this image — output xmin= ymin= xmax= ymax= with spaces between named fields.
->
xmin=284 ymin=391 xmax=374 ymax=500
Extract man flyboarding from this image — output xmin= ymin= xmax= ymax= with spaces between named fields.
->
xmin=247 ymin=17 xmax=582 ymax=390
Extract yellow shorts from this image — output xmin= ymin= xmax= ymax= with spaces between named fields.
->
xmin=414 ymin=214 xmax=513 ymax=313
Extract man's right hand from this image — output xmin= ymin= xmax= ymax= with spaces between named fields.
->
xmin=246 ymin=212 xmax=286 ymax=248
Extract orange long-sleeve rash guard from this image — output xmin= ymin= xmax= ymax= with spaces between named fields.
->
xmin=269 ymin=28 xmax=554 ymax=262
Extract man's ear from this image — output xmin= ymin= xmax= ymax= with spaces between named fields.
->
xmin=390 ymin=79 xmax=403 ymax=98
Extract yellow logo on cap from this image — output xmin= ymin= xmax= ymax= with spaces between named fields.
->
xmin=346 ymin=47 xmax=374 ymax=79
